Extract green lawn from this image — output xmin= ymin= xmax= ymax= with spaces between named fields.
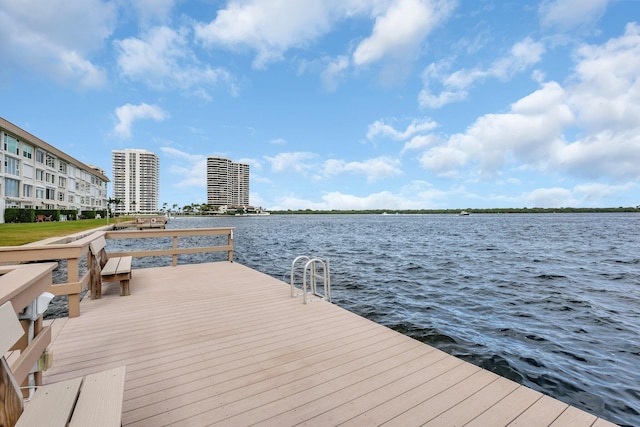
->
xmin=0 ymin=219 xmax=116 ymax=246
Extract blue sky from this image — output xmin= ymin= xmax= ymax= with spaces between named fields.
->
xmin=1 ymin=0 xmax=639 ymax=210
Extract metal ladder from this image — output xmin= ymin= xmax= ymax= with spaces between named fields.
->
xmin=290 ymin=256 xmax=331 ymax=304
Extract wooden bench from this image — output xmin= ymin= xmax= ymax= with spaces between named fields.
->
xmin=89 ymin=236 xmax=133 ymax=298
xmin=1 ymin=302 xmax=126 ymax=426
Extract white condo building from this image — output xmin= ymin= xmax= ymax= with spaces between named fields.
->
xmin=0 ymin=117 xmax=109 ymax=223
xmin=112 ymin=149 xmax=159 ymax=214
xmin=206 ymin=156 xmax=249 ymax=207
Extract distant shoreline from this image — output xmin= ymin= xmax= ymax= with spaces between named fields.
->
xmin=268 ymin=207 xmax=640 ymax=215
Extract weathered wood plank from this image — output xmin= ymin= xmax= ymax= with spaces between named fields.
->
xmin=70 ymin=366 xmax=126 ymax=427
xmin=16 ymin=377 xmax=82 ymax=427
xmin=465 ymin=384 xmax=543 ymax=426
xmin=0 ymin=301 xmax=24 ymax=355
xmin=0 ymin=358 xmax=23 ymax=427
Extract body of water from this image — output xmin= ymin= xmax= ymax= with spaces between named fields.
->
xmin=61 ymin=213 xmax=640 ymax=425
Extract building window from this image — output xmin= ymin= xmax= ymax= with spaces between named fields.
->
xmin=36 ymin=150 xmax=44 ymax=164
xmin=45 ymin=154 xmax=55 ymax=168
xmin=36 ymin=169 xmax=44 ymax=181
xmin=58 ymin=191 xmax=65 ymax=202
xmin=59 ymin=162 xmax=67 ymax=174
xmin=36 ymin=187 xmax=44 ymax=199
xmin=45 ymin=188 xmax=55 ymax=200
xmin=4 ymin=157 xmax=19 ymax=176
xmin=4 ymin=178 xmax=19 ymax=197
xmin=3 ymin=134 xmax=20 ymax=155
xmin=45 ymin=172 xmax=56 ymax=184
xmin=23 ymin=145 xmax=33 ymax=159
xmin=23 ymin=184 xmax=33 ymax=198
xmin=68 ymin=194 xmax=74 ymax=203
xmin=59 ymin=176 xmax=66 ymax=188
xmin=22 ymin=163 xmax=34 ymax=179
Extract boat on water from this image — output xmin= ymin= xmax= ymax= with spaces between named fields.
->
xmin=235 ymin=212 xmax=271 ymax=216
xmin=459 ymin=210 xmax=470 ymax=216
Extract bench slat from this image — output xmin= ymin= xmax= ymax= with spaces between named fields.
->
xmin=0 ymin=301 xmax=23 ymax=355
xmin=100 ymin=258 xmax=120 ymax=276
xmin=89 ymin=236 xmax=107 ymax=257
xmin=116 ymin=256 xmax=132 ymax=274
xmin=69 ymin=366 xmax=126 ymax=427
xmin=16 ymin=377 xmax=82 ymax=427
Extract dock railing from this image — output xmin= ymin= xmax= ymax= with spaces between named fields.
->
xmin=0 ymin=262 xmax=57 ymax=392
xmin=0 ymin=227 xmax=234 ymax=318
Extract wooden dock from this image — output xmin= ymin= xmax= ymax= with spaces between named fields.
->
xmin=113 ymin=216 xmax=167 ymax=230
xmin=42 ymin=261 xmax=617 ymax=426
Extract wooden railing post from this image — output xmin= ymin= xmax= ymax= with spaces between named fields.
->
xmin=228 ymin=230 xmax=234 ymax=262
xmin=172 ymin=236 xmax=178 ymax=267
xmin=67 ymin=256 xmax=80 ymax=318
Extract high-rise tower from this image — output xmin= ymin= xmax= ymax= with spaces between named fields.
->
xmin=206 ymin=156 xmax=249 ymax=207
xmin=112 ymin=149 xmax=159 ymax=214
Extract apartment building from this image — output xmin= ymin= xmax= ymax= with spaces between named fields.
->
xmin=206 ymin=156 xmax=249 ymax=207
xmin=112 ymin=149 xmax=159 ymax=214
xmin=0 ymin=117 xmax=109 ymax=223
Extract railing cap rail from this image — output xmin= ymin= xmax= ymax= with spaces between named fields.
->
xmin=0 ymin=262 xmax=58 ymax=312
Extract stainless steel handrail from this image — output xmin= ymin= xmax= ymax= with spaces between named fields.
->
xmin=291 ymin=256 xmax=331 ymax=304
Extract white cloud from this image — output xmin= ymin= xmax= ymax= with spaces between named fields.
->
xmin=113 ymin=103 xmax=169 ymax=139
xmin=419 ymin=81 xmax=574 ymax=176
xmin=194 ymin=0 xmax=455 ymax=70
xmin=264 ymin=152 xmax=317 ymax=173
xmin=574 ymin=182 xmax=637 ymax=204
xmin=417 ymin=24 xmax=640 ymax=184
xmin=568 ymin=23 xmax=640 ymax=133
xmin=115 ymin=26 xmax=234 ymax=97
xmin=352 ymin=0 xmax=456 ymax=66
xmin=418 ymin=144 xmax=468 ymax=177
xmin=323 ymin=156 xmax=402 ymax=182
xmin=490 ymin=37 xmax=546 ymax=79
xmin=557 ymin=130 xmax=640 ymax=180
xmin=194 ymin=0 xmax=337 ymax=68
xmin=237 ymin=157 xmax=262 ymax=172
xmin=321 ymin=55 xmax=350 ymax=91
xmin=0 ymin=0 xmax=115 ymax=88
xmin=401 ymin=134 xmax=440 ymax=154
xmin=269 ymin=138 xmax=287 ymax=145
xmin=270 ymin=180 xmax=453 ymax=210
xmin=419 ymin=37 xmax=545 ymax=108
xmin=558 ymin=23 xmax=640 ymax=180
xmin=132 ymin=0 xmax=176 ymax=26
xmin=539 ymin=0 xmax=609 ymax=30
xmin=60 ymin=51 xmax=107 ymax=88
xmin=367 ymin=117 xmax=438 ymax=140
xmin=160 ymin=147 xmax=207 ymax=189
xmin=523 ymin=187 xmax=577 ymax=208
xmin=418 ymin=88 xmax=468 ymax=109
xmin=320 ymin=191 xmax=407 ymax=210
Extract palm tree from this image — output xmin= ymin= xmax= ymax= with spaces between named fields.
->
xmin=107 ymin=198 xmax=122 ymax=219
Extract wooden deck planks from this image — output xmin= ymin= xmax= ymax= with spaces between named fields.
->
xmin=41 ymin=261 xmax=618 ymax=427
